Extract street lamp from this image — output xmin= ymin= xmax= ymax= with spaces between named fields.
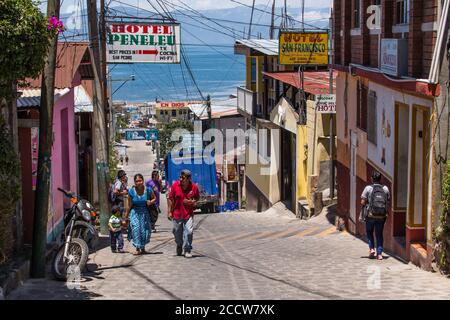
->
xmin=111 ymin=75 xmax=135 ymax=96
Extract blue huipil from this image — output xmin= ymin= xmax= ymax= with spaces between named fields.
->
xmin=127 ymin=186 xmax=153 ymax=250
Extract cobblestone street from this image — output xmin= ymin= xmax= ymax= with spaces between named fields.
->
xmin=8 ymin=141 xmax=450 ymax=300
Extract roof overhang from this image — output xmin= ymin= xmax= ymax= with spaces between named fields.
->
xmin=332 ymin=64 xmax=440 ymax=98
xmin=262 ymin=71 xmax=336 ymax=96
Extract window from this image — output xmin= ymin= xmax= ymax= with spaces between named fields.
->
xmin=396 ymin=0 xmax=409 ymax=24
xmin=251 ymin=57 xmax=257 ymax=84
xmin=357 ymin=82 xmax=368 ymax=132
xmin=172 ymin=110 xmax=176 ymax=117
xmin=353 ymin=0 xmax=361 ymax=28
xmin=367 ymin=91 xmax=377 ymax=145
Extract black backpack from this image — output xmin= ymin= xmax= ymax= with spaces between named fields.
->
xmin=368 ymin=184 xmax=388 ymax=217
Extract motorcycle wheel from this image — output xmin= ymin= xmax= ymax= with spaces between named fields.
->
xmin=69 ymin=221 xmax=99 ymax=253
xmin=51 ymin=238 xmax=89 ymax=281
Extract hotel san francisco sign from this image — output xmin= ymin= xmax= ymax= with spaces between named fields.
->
xmin=279 ymin=31 xmax=329 ymax=66
xmin=107 ymin=23 xmax=181 ymax=63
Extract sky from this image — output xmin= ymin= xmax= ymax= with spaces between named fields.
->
xmin=47 ymin=0 xmax=332 ymax=15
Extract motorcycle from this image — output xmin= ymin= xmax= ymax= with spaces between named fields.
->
xmin=63 ymin=198 xmax=99 ymax=253
xmin=51 ymin=188 xmax=93 ymax=281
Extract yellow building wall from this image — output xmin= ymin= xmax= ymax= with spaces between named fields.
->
xmin=296 ymin=125 xmax=308 ymax=200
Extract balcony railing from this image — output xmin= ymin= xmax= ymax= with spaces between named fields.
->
xmin=237 ymin=86 xmax=256 ymax=116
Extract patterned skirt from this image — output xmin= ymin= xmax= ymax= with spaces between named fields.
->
xmin=127 ymin=206 xmax=151 ymax=249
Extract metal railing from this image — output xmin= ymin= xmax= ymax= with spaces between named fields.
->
xmin=237 ymin=86 xmax=256 ymax=116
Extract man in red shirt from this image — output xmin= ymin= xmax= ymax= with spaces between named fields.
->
xmin=168 ymin=169 xmax=200 ymax=258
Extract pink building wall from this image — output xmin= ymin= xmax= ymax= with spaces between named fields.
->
xmin=46 ymin=74 xmax=80 ymax=242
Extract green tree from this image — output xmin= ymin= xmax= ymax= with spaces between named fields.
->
xmin=0 ymin=0 xmax=50 ymax=265
xmin=433 ymin=160 xmax=450 ymax=274
xmin=0 ymin=0 xmax=50 ymax=99
xmin=159 ymin=120 xmax=194 ymax=159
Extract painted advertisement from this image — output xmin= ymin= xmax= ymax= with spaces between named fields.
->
xmin=107 ymin=23 xmax=181 ymax=64
xmin=279 ymin=31 xmax=329 ymax=65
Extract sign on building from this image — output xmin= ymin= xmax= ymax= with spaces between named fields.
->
xmin=107 ymin=23 xmax=181 ymax=64
xmin=279 ymin=31 xmax=329 ymax=65
xmin=380 ymin=39 xmax=408 ymax=77
xmin=146 ymin=129 xmax=159 ymax=141
xmin=315 ymin=94 xmax=336 ymax=113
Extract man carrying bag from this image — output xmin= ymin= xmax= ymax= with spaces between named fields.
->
xmin=360 ymin=171 xmax=390 ymax=260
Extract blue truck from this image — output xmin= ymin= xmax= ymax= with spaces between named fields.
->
xmin=165 ymin=151 xmax=219 ymax=213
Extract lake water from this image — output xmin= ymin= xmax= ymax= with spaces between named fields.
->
xmin=110 ymin=45 xmax=246 ymax=103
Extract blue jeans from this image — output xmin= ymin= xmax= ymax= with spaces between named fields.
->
xmin=173 ymin=217 xmax=194 ymax=253
xmin=365 ymin=219 xmax=385 ymax=255
xmin=110 ymin=230 xmax=124 ymax=250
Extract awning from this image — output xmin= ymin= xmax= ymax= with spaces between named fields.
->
xmin=262 ymin=71 xmax=336 ymax=95
xmin=74 ymin=85 xmax=93 ymax=113
xmin=17 ymin=88 xmax=70 ymax=108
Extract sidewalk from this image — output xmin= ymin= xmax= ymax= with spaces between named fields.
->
xmin=7 ymin=201 xmax=450 ymax=300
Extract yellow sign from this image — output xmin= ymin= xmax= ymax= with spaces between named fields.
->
xmin=279 ymin=31 xmax=329 ymax=65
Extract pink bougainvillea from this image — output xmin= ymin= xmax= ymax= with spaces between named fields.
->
xmin=47 ymin=16 xmax=65 ymax=33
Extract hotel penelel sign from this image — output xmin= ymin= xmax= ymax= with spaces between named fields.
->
xmin=279 ymin=31 xmax=329 ymax=65
xmin=107 ymin=23 xmax=181 ymax=63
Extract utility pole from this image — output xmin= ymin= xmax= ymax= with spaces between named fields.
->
xmin=329 ymin=9 xmax=335 ymax=199
xmin=270 ymin=0 xmax=276 ymax=39
xmin=31 ymin=0 xmax=60 ymax=278
xmin=100 ymin=0 xmax=110 ymax=154
xmin=87 ymin=0 xmax=110 ymax=235
xmin=206 ymin=94 xmax=212 ymax=130
xmin=248 ymin=0 xmax=256 ymax=39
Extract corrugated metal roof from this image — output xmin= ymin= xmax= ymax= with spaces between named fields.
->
xmin=262 ymin=71 xmax=336 ymax=95
xmin=17 ymin=88 xmax=70 ymax=108
xmin=189 ymin=99 xmax=239 ymax=119
xmin=235 ymin=39 xmax=279 ymax=56
xmin=23 ymin=42 xmax=91 ymax=89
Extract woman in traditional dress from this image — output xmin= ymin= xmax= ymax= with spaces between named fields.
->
xmin=125 ymin=173 xmax=156 ymax=255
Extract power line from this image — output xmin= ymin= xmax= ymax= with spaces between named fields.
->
xmin=228 ymin=0 xmax=328 ymax=30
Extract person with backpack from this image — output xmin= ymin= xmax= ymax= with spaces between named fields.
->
xmin=361 ymin=171 xmax=390 ymax=260
xmin=145 ymin=170 xmax=161 ymax=233
xmin=109 ymin=170 xmax=128 ymax=213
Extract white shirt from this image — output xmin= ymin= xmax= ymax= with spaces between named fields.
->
xmin=361 ymin=184 xmax=390 ymax=201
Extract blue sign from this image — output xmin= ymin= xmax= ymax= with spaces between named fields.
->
xmin=146 ymin=129 xmax=159 ymax=141
xmin=125 ymin=130 xmax=146 ymax=140
xmin=125 ymin=129 xmax=159 ymax=141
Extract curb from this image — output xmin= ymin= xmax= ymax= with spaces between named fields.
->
xmin=0 ymin=242 xmax=58 ymax=300
xmin=0 ymin=259 xmax=30 ymax=300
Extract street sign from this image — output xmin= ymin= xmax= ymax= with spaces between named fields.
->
xmin=146 ymin=129 xmax=159 ymax=141
xmin=106 ymin=23 xmax=181 ymax=64
xmin=279 ymin=31 xmax=329 ymax=66
xmin=315 ymin=94 xmax=336 ymax=113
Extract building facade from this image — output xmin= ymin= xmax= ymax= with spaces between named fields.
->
xmin=333 ymin=0 xmax=443 ymax=267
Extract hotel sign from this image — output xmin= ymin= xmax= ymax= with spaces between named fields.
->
xmin=279 ymin=31 xmax=329 ymax=65
xmin=380 ymin=39 xmax=408 ymax=77
xmin=107 ymin=23 xmax=181 ymax=63
xmin=315 ymin=94 xmax=336 ymax=113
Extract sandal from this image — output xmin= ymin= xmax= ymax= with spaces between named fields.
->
xmin=369 ymin=249 xmax=376 ymax=259
xmin=132 ymin=250 xmax=141 ymax=255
